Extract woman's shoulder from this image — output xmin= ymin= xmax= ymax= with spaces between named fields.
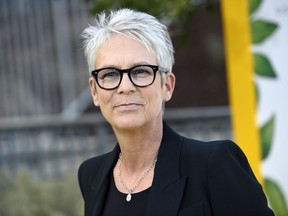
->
xmin=78 ymin=150 xmax=115 ymax=182
xmin=180 ymin=136 xmax=251 ymax=173
xmin=79 ymin=151 xmax=113 ymax=172
xmin=181 ymin=136 xmax=239 ymax=155
xmin=180 ymin=137 xmax=247 ymax=165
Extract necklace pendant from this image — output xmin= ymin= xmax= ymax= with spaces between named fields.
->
xmin=126 ymin=193 xmax=132 ymax=202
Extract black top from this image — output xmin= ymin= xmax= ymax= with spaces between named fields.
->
xmin=102 ymin=175 xmax=151 ymax=216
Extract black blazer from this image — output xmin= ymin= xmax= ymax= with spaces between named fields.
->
xmin=78 ymin=123 xmax=274 ymax=216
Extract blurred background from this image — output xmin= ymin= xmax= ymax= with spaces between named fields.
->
xmin=0 ymin=0 xmax=286 ymax=215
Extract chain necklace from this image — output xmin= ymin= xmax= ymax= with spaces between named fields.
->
xmin=117 ymin=152 xmax=157 ymax=202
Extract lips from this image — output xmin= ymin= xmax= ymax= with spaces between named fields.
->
xmin=114 ymin=103 xmax=142 ymax=110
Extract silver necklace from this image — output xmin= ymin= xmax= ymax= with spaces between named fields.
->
xmin=117 ymin=152 xmax=157 ymax=202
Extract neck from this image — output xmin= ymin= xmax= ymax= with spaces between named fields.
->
xmin=112 ymin=121 xmax=163 ymax=173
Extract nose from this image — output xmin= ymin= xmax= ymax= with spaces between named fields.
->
xmin=117 ymin=73 xmax=136 ymax=94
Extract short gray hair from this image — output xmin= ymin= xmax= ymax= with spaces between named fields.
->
xmin=82 ymin=8 xmax=175 ymax=72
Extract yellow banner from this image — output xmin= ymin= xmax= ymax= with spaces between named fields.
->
xmin=221 ymin=0 xmax=262 ymax=183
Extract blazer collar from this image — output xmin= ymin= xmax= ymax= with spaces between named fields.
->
xmin=146 ymin=122 xmax=186 ymax=216
xmin=90 ymin=122 xmax=186 ymax=216
xmin=90 ymin=145 xmax=120 ymax=216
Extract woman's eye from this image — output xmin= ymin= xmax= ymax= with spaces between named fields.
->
xmin=132 ymin=69 xmax=151 ymax=77
xmin=100 ymin=70 xmax=119 ymax=80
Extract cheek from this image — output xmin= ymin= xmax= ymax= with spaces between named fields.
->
xmin=146 ymin=88 xmax=165 ymax=108
xmin=97 ymin=91 xmax=113 ymax=107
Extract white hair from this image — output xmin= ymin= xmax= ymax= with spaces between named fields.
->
xmin=82 ymin=8 xmax=175 ymax=72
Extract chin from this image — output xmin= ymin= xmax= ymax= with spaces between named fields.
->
xmin=116 ymin=119 xmax=143 ymax=130
xmin=110 ymin=115 xmax=149 ymax=131
xmin=106 ymin=109 xmax=163 ymax=131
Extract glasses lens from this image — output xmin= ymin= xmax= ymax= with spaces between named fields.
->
xmin=97 ymin=69 xmax=120 ymax=89
xmin=130 ymin=65 xmax=155 ymax=87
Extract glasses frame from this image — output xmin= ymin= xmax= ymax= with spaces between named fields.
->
xmin=91 ymin=64 xmax=166 ymax=90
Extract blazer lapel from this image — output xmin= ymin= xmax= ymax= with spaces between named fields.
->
xmin=146 ymin=123 xmax=187 ymax=216
xmin=87 ymin=123 xmax=186 ymax=216
xmin=90 ymin=145 xmax=120 ymax=216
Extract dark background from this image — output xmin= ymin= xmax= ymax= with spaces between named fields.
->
xmin=170 ymin=4 xmax=228 ymax=108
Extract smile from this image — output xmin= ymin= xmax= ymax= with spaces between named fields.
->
xmin=114 ymin=103 xmax=142 ymax=111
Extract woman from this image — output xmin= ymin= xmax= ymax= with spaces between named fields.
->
xmin=78 ymin=8 xmax=274 ymax=216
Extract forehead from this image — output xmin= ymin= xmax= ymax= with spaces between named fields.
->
xmin=95 ymin=34 xmax=157 ymax=68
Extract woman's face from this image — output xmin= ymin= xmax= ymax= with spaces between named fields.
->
xmin=89 ymin=34 xmax=175 ymax=131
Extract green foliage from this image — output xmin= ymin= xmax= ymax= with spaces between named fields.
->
xmin=251 ymin=19 xmax=278 ymax=44
xmin=264 ymin=178 xmax=288 ymax=216
xmin=249 ymin=0 xmax=262 ymax=15
xmin=253 ymin=53 xmax=277 ymax=78
xmin=87 ymin=0 xmax=216 ymax=37
xmin=0 ymin=170 xmax=83 ymax=216
xmin=249 ymin=1 xmax=286 ymax=215
xmin=260 ymin=115 xmax=275 ymax=160
xmin=89 ymin=0 xmax=194 ymax=19
xmin=254 ymin=81 xmax=259 ymax=105
xmin=89 ymin=0 xmax=194 ymax=22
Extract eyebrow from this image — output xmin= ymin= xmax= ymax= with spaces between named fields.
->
xmin=96 ymin=62 xmax=154 ymax=69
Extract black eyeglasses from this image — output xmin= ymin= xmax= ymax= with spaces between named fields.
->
xmin=91 ymin=65 xmax=166 ymax=90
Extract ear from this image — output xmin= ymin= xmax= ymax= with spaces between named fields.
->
xmin=163 ymin=72 xmax=176 ymax=102
xmin=89 ymin=77 xmax=100 ymax=106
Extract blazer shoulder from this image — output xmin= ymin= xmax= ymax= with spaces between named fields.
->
xmin=179 ymin=138 xmax=249 ymax=174
xmin=78 ymin=151 xmax=115 ymax=198
xmin=181 ymin=137 xmax=239 ymax=160
xmin=78 ymin=151 xmax=113 ymax=180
